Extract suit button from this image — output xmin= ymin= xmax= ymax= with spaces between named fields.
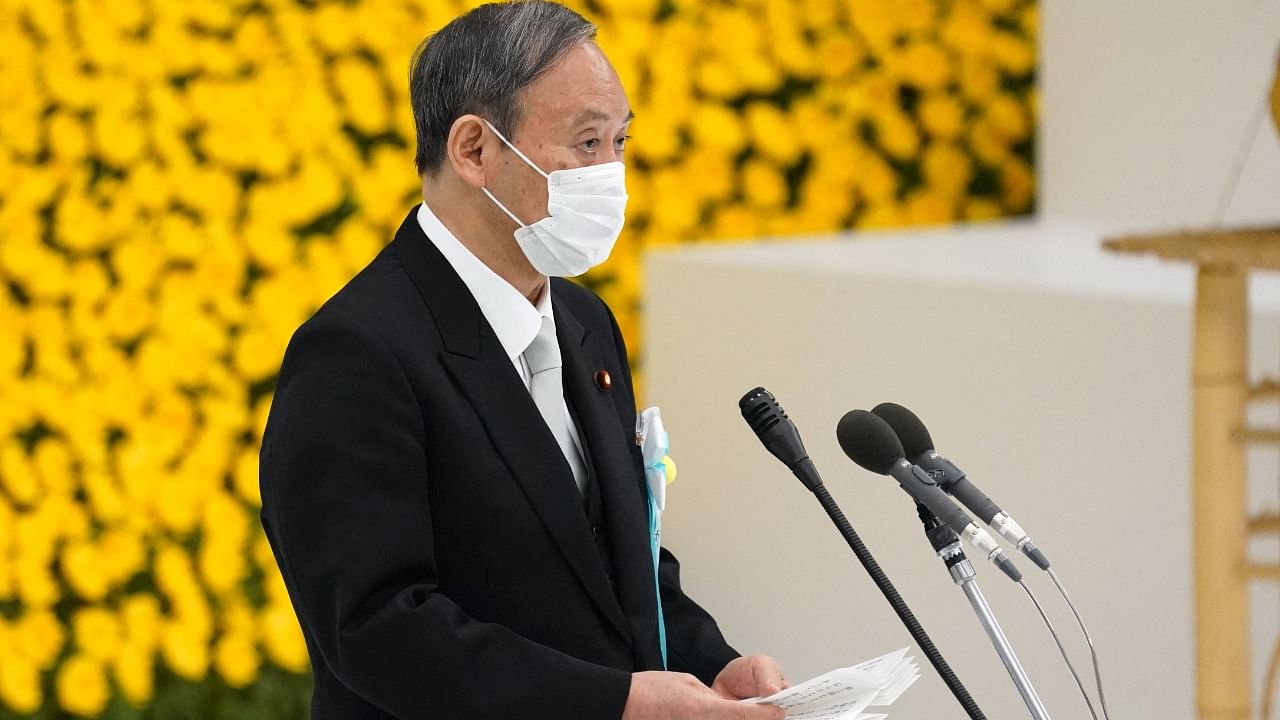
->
xmin=605 ymin=572 xmax=614 ymax=584
xmin=592 ymin=526 xmax=600 ymax=541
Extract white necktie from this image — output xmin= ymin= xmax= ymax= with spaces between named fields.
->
xmin=524 ymin=316 xmax=587 ymax=493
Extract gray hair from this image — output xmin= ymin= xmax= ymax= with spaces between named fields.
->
xmin=409 ymin=1 xmax=597 ymax=176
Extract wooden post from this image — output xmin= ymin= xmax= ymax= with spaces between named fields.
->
xmin=1193 ymin=265 xmax=1250 ymax=720
xmin=1104 ymin=232 xmax=1280 ymax=718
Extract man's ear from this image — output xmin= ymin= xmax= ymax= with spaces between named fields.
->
xmin=446 ymin=115 xmax=493 ymax=189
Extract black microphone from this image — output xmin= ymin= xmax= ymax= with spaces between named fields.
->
xmin=872 ymin=403 xmax=1051 ymax=571
xmin=739 ymin=387 xmax=821 ymax=492
xmin=836 ymin=410 xmax=1022 ymax=583
xmin=739 ymin=387 xmax=989 ymax=720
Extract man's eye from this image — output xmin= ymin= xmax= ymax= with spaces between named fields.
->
xmin=582 ymin=138 xmax=599 ymax=152
xmin=615 ymin=135 xmax=631 ymax=151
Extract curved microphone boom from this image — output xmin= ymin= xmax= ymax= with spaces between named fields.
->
xmin=738 ymin=387 xmax=989 ymax=720
xmin=836 ymin=410 xmax=1022 ymax=583
xmin=871 ymin=402 xmax=1050 ymax=570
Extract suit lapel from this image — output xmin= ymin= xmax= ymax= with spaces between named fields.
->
xmin=554 ymin=293 xmax=662 ymax=667
xmin=389 ymin=208 xmax=631 ymax=643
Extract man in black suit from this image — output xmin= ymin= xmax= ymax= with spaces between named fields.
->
xmin=259 ymin=2 xmax=786 ymax=717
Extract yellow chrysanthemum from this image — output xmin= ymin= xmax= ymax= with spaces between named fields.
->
xmin=875 ymin=110 xmax=922 ymax=160
xmin=980 ymin=0 xmax=1019 ymax=12
xmin=968 ymin=116 xmax=1013 ymax=165
xmin=746 ymin=103 xmax=803 ymax=165
xmin=741 ymin=159 xmax=789 ymax=208
xmin=999 ymin=157 xmax=1036 ymax=212
xmin=890 ymin=42 xmax=953 ymax=91
xmin=696 ymin=59 xmax=746 ymax=99
xmin=0 ymin=654 xmax=42 ymax=715
xmin=214 ymin=632 xmax=261 ymax=688
xmin=200 ymin=539 xmax=248 ymax=598
xmin=689 ymin=104 xmax=747 ymax=155
xmin=816 ymin=31 xmax=864 ymax=80
xmin=62 ymin=540 xmax=111 ymax=602
xmin=647 ymin=169 xmax=702 ymax=235
xmin=857 ymin=200 xmax=907 ymax=229
xmin=253 ymin=534 xmax=279 ymax=577
xmin=73 ymin=606 xmax=124 ymax=663
xmin=261 ymin=604 xmax=310 ymax=673
xmin=919 ymin=93 xmax=967 ymax=140
xmin=234 ymin=447 xmax=263 ymax=507
xmin=334 ymin=58 xmax=391 ymax=134
xmin=854 ymin=152 xmax=899 ymax=204
xmin=56 ymin=655 xmax=110 ymax=717
xmin=0 ymin=558 xmax=14 ymax=602
xmin=958 ymin=56 xmax=1000 ymax=106
xmin=14 ymin=558 xmax=60 ymax=610
xmin=0 ymin=445 xmax=41 ymax=507
xmin=941 ymin=1 xmax=995 ymax=55
xmin=155 ymin=545 xmax=202 ymax=604
xmin=904 ymin=190 xmax=958 ymax=225
xmin=48 ymin=112 xmax=89 ymax=163
xmin=984 ymin=93 xmax=1031 ymax=141
xmin=113 ymin=643 xmax=156 ymax=706
xmin=120 ymin=595 xmax=163 ymax=650
xmin=13 ymin=610 xmax=65 ymax=670
xmin=965 ymin=198 xmax=1006 ymax=221
xmin=0 ymin=500 xmax=12 ymax=556
xmin=989 ymin=31 xmax=1036 ymax=75
xmin=923 ymin=143 xmax=974 ymax=196
xmin=13 ymin=510 xmax=57 ymax=562
xmin=161 ymin=621 xmax=211 ymax=682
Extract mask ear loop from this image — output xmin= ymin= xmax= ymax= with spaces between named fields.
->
xmin=481 ymin=187 xmax=529 ymax=228
xmin=480 ymin=119 xmax=550 ymax=228
xmin=482 ymin=119 xmax=550 ymax=179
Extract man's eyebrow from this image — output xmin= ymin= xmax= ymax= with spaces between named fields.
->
xmin=571 ymin=109 xmax=636 ymax=127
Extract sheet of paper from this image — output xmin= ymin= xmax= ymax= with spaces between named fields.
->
xmin=744 ymin=681 xmax=876 ymax=720
xmin=849 ymin=647 xmax=909 ymax=678
xmin=741 ymin=648 xmax=919 ymax=719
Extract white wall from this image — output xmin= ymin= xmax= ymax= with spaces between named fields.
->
xmin=1040 ymin=0 xmax=1280 ymax=229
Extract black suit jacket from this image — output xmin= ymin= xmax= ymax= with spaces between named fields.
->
xmin=259 ymin=207 xmax=738 ymax=718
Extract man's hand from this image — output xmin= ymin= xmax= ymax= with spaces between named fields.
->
xmin=711 ymin=656 xmax=790 ymax=700
xmin=622 ymin=671 xmax=784 ymax=720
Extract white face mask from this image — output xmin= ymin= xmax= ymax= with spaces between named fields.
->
xmin=480 ymin=120 xmax=628 ymax=278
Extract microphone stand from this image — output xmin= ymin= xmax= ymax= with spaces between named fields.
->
xmin=917 ymin=504 xmax=1053 ymax=720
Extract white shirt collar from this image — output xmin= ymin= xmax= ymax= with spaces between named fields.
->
xmin=416 ymin=202 xmax=552 ymax=365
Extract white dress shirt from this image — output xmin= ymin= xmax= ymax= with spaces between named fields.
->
xmin=416 ymin=202 xmax=587 ymax=489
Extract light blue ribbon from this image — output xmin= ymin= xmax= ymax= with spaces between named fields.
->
xmin=644 ymin=454 xmax=668 ymax=670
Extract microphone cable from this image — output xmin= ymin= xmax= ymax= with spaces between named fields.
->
xmin=1019 ymin=578 xmax=1099 ymax=720
xmin=1047 ymin=568 xmax=1112 ymax=720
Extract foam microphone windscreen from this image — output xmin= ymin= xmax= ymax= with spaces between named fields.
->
xmin=836 ymin=410 xmax=905 ymax=475
xmin=871 ymin=402 xmax=935 ymax=458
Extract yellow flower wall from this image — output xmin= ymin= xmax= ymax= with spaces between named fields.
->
xmin=0 ymin=0 xmax=1035 ymax=715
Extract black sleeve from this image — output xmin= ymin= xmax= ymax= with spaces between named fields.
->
xmin=259 ymin=315 xmax=631 ymax=719
xmin=657 ymin=549 xmax=741 ymax=684
xmin=600 ymin=297 xmax=741 ymax=685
